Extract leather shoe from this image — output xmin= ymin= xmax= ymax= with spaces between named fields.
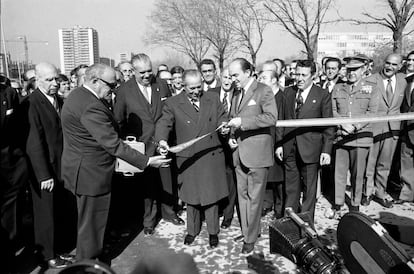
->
xmin=209 ymin=234 xmax=219 ymax=248
xmin=361 ymin=195 xmax=372 ymax=206
xmin=165 ymin=216 xmax=185 ymax=226
xmin=59 ymin=253 xmax=76 ymax=263
xmin=261 ymin=207 xmax=272 ymax=217
xmin=143 ymin=227 xmax=154 ymax=235
xmin=372 ymin=196 xmax=393 ymax=208
xmin=47 ymin=257 xmax=70 ymax=269
xmin=220 ymin=219 xmax=232 ymax=229
xmin=184 ymin=234 xmax=196 ymax=245
xmin=241 ymin=242 xmax=255 ymax=254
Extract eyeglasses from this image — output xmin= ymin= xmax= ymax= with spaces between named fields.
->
xmin=201 ymin=69 xmax=214 ymax=73
xmin=98 ymin=78 xmax=118 ymax=89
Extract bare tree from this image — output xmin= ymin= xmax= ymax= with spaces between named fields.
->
xmin=187 ymin=0 xmax=239 ymax=70
xmin=221 ymin=0 xmax=269 ymax=67
xmin=348 ymin=0 xmax=414 ymax=53
xmin=264 ymin=0 xmax=336 ymax=60
xmin=146 ymin=0 xmax=211 ymax=67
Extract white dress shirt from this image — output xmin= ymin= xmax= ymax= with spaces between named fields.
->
xmin=137 ymin=82 xmax=152 ymax=104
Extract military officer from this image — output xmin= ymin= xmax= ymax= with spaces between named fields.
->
xmin=328 ymin=56 xmax=379 ymax=218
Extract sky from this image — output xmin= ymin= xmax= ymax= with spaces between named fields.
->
xmin=1 ymin=0 xmax=400 ymax=67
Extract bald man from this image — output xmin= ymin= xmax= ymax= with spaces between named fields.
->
xmin=364 ymin=53 xmax=407 ymax=207
xmin=24 ymin=62 xmax=71 ymax=268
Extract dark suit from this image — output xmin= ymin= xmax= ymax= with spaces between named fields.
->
xmin=399 ymin=74 xmax=414 ymax=202
xmin=0 ymin=84 xmax=28 ymax=267
xmin=230 ymin=79 xmax=277 ymax=244
xmin=210 ymin=87 xmax=238 ymax=223
xmin=24 ymin=89 xmax=64 ymax=261
xmin=155 ymin=92 xmax=228 ymax=236
xmin=365 ymin=73 xmax=406 ymax=199
xmin=114 ymin=76 xmax=174 ymax=227
xmin=282 ymin=84 xmax=334 ymax=219
xmin=61 ymin=86 xmax=149 ymax=260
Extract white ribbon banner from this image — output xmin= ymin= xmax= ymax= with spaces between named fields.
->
xmin=277 ymin=113 xmax=414 ymax=127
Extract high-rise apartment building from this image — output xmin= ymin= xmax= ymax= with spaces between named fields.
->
xmin=58 ymin=26 xmax=100 ymax=75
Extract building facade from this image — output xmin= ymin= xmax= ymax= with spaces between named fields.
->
xmin=58 ymin=26 xmax=100 ymax=75
xmin=317 ymin=32 xmax=393 ymax=62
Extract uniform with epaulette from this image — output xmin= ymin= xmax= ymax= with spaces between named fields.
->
xmin=330 ymin=57 xmax=379 ymax=215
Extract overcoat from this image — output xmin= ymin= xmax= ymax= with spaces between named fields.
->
xmin=155 ymin=91 xmax=228 ymax=206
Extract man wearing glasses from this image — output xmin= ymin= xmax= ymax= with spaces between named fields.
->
xmin=155 ymin=69 xmax=229 ymax=248
xmin=114 ymin=54 xmax=180 ymax=236
xmin=61 ymin=64 xmax=170 ymax=261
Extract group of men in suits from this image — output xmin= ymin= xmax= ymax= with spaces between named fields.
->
xmin=3 ymin=50 xmax=414 ymax=270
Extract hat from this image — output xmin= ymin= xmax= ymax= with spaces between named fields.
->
xmin=344 ymin=56 xmax=366 ymax=69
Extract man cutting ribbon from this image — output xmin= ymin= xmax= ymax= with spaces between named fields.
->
xmin=155 ymin=69 xmax=229 ymax=249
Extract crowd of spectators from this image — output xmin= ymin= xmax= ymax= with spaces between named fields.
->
xmin=1 ymin=50 xmax=414 ymax=272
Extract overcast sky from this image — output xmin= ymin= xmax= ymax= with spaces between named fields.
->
xmin=1 ymin=0 xmax=398 ymax=67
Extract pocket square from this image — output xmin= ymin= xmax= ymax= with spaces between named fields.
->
xmin=6 ymin=109 xmax=13 ymax=115
xmin=312 ymin=100 xmax=316 ymax=103
xmin=247 ymin=100 xmax=256 ymax=106
xmin=161 ymin=97 xmax=167 ymax=101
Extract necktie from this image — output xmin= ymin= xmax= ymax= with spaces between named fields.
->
xmin=386 ymin=79 xmax=393 ymax=103
xmin=142 ymin=86 xmax=150 ymax=103
xmin=237 ymin=88 xmax=245 ymax=111
xmin=222 ymin=92 xmax=228 ymax=113
xmin=52 ymin=96 xmax=59 ymax=113
xmin=191 ymin=98 xmax=199 ymax=112
xmin=326 ymin=81 xmax=331 ymax=91
xmin=295 ymin=89 xmax=303 ymax=118
xmin=410 ymin=83 xmax=414 ymax=106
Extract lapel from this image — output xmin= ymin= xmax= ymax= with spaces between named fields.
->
xmin=178 ymin=92 xmax=199 ymax=123
xmin=195 ymin=94 xmax=213 ymax=136
xmin=34 ymin=89 xmax=60 ymax=120
xmin=391 ymin=75 xmax=405 ymax=107
xmin=288 ymin=87 xmax=297 ymax=117
xmin=131 ymin=78 xmax=152 ymax=113
xmin=407 ymin=80 xmax=414 ymax=107
xmin=230 ymin=89 xmax=241 ymax=117
xmin=150 ymin=81 xmax=161 ymax=117
xmin=376 ymin=73 xmax=391 ymax=107
xmin=238 ymin=79 xmax=257 ymax=112
xmin=0 ymin=88 xmax=7 ymax=127
xmin=350 ymin=79 xmax=363 ymax=95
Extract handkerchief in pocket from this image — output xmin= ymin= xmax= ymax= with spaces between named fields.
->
xmin=247 ymin=100 xmax=256 ymax=106
xmin=6 ymin=109 xmax=13 ymax=115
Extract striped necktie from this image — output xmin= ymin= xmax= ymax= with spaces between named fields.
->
xmin=191 ymin=98 xmax=199 ymax=112
xmin=222 ymin=92 xmax=228 ymax=113
xmin=295 ymin=89 xmax=303 ymax=118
